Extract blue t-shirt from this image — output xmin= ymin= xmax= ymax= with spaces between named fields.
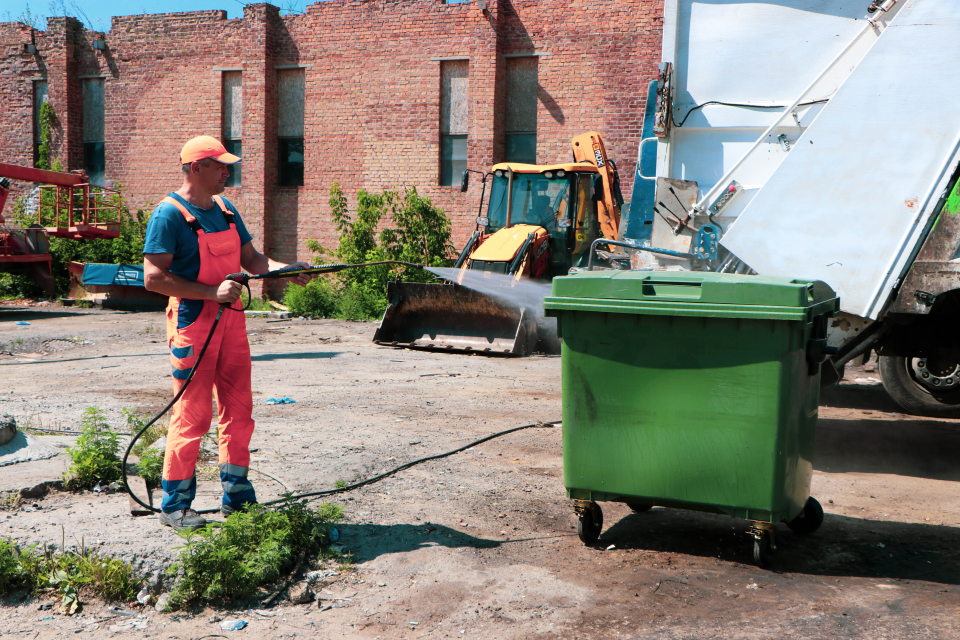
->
xmin=143 ymin=193 xmax=253 ymax=282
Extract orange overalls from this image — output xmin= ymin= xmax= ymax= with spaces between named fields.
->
xmin=159 ymin=195 xmax=257 ymax=513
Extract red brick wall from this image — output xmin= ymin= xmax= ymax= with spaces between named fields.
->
xmin=1 ymin=0 xmax=661 ymax=270
xmin=0 ymin=22 xmax=43 ymax=202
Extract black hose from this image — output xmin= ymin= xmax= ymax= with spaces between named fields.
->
xmin=263 ymin=420 xmax=559 ymax=506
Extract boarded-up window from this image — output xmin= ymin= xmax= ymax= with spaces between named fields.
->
xmin=505 ymin=57 xmax=538 ymax=164
xmin=440 ymin=60 xmax=468 ymax=186
xmin=82 ymin=79 xmax=105 ymax=186
xmin=222 ymin=71 xmax=242 ymax=187
xmin=278 ymin=69 xmax=305 ymax=187
xmin=33 ymin=81 xmax=47 ymax=164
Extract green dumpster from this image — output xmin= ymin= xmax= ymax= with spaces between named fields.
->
xmin=543 ymin=270 xmax=839 ymax=566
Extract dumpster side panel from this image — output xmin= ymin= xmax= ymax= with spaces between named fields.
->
xmin=775 ymin=346 xmax=820 ymax=522
xmin=560 ymin=311 xmax=813 ymax=521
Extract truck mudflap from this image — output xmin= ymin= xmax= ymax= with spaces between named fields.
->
xmin=373 ymin=280 xmax=539 ymax=356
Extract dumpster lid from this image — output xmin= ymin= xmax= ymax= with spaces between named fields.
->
xmin=544 ymin=271 xmax=838 ymax=320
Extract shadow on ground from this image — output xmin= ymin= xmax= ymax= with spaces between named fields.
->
xmin=820 ymin=382 xmax=904 ymax=413
xmin=815 ymin=415 xmax=960 ymax=481
xmin=336 ymin=522 xmax=500 ymax=562
xmin=597 ymin=507 xmax=958 ymax=584
xmin=251 ymin=351 xmax=343 ymax=361
xmin=0 ymin=308 xmax=114 ymax=322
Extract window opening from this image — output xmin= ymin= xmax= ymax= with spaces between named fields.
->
xmin=33 ymin=81 xmax=47 ymax=166
xmin=505 ymin=57 xmax=538 ymax=164
xmin=222 ymin=71 xmax=242 ymax=187
xmin=440 ymin=60 xmax=469 ymax=186
xmin=278 ymin=68 xmax=305 ymax=187
xmin=82 ymin=79 xmax=105 ymax=186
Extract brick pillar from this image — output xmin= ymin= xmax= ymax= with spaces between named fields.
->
xmin=241 ymin=3 xmax=280 ymax=297
xmin=44 ymin=17 xmax=83 ymax=171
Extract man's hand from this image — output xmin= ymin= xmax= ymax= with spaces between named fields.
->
xmin=285 ymin=261 xmax=315 ymax=286
xmin=217 ymin=279 xmax=243 ymax=304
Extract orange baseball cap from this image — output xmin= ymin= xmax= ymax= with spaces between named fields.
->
xmin=179 ymin=135 xmax=241 ymax=164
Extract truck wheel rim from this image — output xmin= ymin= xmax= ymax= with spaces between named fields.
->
xmin=910 ymin=357 xmax=960 ymax=390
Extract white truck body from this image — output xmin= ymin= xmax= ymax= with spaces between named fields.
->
xmin=642 ymin=0 xmax=960 ymax=414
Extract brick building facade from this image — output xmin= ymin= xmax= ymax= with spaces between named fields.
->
xmin=1 ymin=0 xmax=661 ymax=271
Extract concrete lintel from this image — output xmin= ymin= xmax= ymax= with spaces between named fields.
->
xmin=213 ymin=66 xmax=244 ymax=72
xmin=430 ymin=56 xmax=470 ymax=61
xmin=275 ymin=63 xmax=314 ymax=70
xmin=503 ymin=52 xmax=551 ymax=58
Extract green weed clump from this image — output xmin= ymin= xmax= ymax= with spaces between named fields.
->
xmin=64 ymin=408 xmax=121 ymax=490
xmin=169 ymin=501 xmax=343 ymax=607
xmin=136 ymin=448 xmax=163 ymax=487
xmin=0 ymin=538 xmax=137 ymax=611
xmin=284 ymin=277 xmax=338 ymax=318
xmin=124 ymin=410 xmax=166 ymax=486
xmin=284 ymin=181 xmax=454 ymax=320
xmin=0 ymin=538 xmax=27 ymax=593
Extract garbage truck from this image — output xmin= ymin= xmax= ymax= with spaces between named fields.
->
xmin=618 ymin=0 xmax=960 ymax=417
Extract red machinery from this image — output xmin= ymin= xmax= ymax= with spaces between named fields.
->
xmin=0 ymin=162 xmax=122 ymax=297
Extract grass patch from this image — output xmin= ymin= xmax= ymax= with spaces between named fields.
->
xmin=0 ymin=538 xmax=138 ymax=612
xmin=334 ymin=479 xmax=347 ymax=489
xmin=169 ymin=501 xmax=342 ymax=608
xmin=64 ymin=408 xmax=121 ymax=490
xmin=0 ymin=491 xmax=22 ymax=511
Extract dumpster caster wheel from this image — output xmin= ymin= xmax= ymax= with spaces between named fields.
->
xmin=786 ymin=496 xmax=824 ymax=535
xmin=626 ymin=502 xmax=653 ymax=513
xmin=749 ymin=523 xmax=776 ymax=568
xmin=753 ymin=534 xmax=772 ymax=568
xmin=575 ymin=502 xmax=603 ymax=545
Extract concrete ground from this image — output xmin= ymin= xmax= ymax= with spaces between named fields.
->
xmin=0 ymin=303 xmax=958 ymax=639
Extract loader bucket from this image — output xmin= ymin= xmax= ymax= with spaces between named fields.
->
xmin=373 ymin=281 xmax=539 ymax=355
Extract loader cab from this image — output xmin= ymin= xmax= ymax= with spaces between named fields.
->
xmin=484 ymin=163 xmax=600 ymax=276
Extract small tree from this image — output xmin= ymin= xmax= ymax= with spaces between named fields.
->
xmin=36 ymin=101 xmax=55 ymax=171
xmin=292 ymin=182 xmax=455 ymax=320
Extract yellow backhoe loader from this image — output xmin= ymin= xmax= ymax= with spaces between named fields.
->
xmin=373 ymin=132 xmax=625 ymax=355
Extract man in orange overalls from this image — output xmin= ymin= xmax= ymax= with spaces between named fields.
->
xmin=143 ymin=136 xmax=311 ymax=531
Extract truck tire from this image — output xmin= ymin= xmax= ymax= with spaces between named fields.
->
xmin=879 ymin=355 xmax=960 ymax=418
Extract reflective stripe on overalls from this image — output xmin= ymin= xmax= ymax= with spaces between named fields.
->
xmin=159 ymin=195 xmax=256 ymax=513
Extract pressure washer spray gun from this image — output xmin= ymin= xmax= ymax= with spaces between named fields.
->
xmin=222 ymin=261 xmax=424 ymax=310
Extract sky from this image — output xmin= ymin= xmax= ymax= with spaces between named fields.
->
xmin=2 ymin=0 xmax=309 ymax=32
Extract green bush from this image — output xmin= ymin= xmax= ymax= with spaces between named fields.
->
xmin=283 ymin=277 xmax=338 ymax=318
xmin=0 ymin=538 xmax=27 ymax=593
xmin=289 ymin=182 xmax=455 ymax=320
xmin=169 ymin=501 xmax=343 ymax=606
xmin=64 ymin=408 xmax=121 ymax=490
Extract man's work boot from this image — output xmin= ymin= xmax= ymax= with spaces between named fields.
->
xmin=158 ymin=508 xmax=207 ymax=531
xmin=221 ymin=502 xmax=257 ymax=517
